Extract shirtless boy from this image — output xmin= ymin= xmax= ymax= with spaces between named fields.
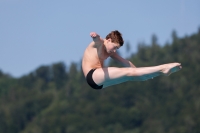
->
xmin=82 ymin=30 xmax=182 ymax=89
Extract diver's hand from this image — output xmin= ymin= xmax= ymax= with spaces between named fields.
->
xmin=90 ymin=32 xmax=99 ymax=38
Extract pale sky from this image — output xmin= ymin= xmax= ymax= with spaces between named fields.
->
xmin=0 ymin=0 xmax=199 ymax=77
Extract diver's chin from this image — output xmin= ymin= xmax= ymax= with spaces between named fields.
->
xmin=107 ymin=51 xmax=110 ymax=53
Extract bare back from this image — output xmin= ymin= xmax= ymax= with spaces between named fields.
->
xmin=82 ymin=40 xmax=110 ymax=77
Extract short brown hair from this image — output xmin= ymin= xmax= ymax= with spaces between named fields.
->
xmin=106 ymin=30 xmax=124 ymax=46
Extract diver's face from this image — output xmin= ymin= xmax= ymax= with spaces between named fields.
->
xmin=106 ymin=39 xmax=120 ymax=54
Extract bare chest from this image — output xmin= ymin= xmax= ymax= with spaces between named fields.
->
xmin=96 ymin=46 xmax=109 ymax=61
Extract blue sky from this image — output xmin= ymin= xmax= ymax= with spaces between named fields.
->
xmin=0 ymin=0 xmax=199 ymax=77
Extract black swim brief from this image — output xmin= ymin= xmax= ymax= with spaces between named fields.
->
xmin=86 ymin=69 xmax=103 ymax=89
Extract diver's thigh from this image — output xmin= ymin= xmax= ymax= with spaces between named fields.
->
xmin=92 ymin=67 xmax=131 ymax=85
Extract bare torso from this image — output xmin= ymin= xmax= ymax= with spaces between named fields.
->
xmin=82 ymin=40 xmax=111 ymax=77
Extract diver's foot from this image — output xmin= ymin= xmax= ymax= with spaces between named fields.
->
xmin=161 ymin=63 xmax=182 ymax=76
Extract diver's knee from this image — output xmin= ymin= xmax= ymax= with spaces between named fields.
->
xmin=127 ymin=68 xmax=138 ymax=76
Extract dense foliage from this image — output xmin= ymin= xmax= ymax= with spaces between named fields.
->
xmin=0 ymin=29 xmax=200 ymax=133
